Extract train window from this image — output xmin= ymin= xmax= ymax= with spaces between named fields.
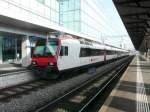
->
xmin=45 ymin=47 xmax=54 ymax=57
xmin=86 ymin=48 xmax=91 ymax=56
xmin=101 ymin=50 xmax=105 ymax=55
xmin=34 ymin=46 xmax=45 ymax=56
xmin=36 ymin=39 xmax=46 ymax=46
xmin=60 ymin=46 xmax=68 ymax=56
xmin=106 ymin=50 xmax=113 ymax=55
xmin=109 ymin=50 xmax=116 ymax=55
xmin=80 ymin=48 xmax=104 ymax=57
xmin=91 ymin=49 xmax=103 ymax=56
xmin=65 ymin=46 xmax=68 ymax=55
xmin=80 ymin=48 xmax=86 ymax=57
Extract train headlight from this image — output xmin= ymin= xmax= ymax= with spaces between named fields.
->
xmin=48 ymin=62 xmax=54 ymax=66
xmin=32 ymin=61 xmax=36 ymax=65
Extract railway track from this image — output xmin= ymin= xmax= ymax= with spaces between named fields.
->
xmin=35 ymin=56 xmax=133 ymax=112
xmin=0 ymin=71 xmax=88 ymax=103
xmin=0 ymin=67 xmax=93 ymax=103
xmin=0 ymin=79 xmax=53 ymax=102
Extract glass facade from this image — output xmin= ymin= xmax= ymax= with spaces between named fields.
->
xmin=80 ymin=0 xmax=109 ymax=39
xmin=0 ymin=35 xmax=22 ymax=63
xmin=59 ymin=0 xmax=81 ymax=32
xmin=59 ymin=0 xmax=111 ymax=40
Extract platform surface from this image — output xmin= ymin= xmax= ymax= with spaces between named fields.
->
xmin=0 ymin=64 xmax=26 ymax=74
xmin=99 ymin=55 xmax=150 ymax=112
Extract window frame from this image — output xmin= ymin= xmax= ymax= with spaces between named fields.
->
xmin=60 ymin=46 xmax=68 ymax=56
xmin=80 ymin=47 xmax=104 ymax=57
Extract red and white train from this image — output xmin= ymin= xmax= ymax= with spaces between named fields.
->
xmin=31 ymin=34 xmax=129 ymax=79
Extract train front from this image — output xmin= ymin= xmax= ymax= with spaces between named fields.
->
xmin=31 ymin=38 xmax=59 ymax=79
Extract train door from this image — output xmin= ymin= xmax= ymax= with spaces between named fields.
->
xmin=104 ymin=50 xmax=106 ymax=61
xmin=58 ymin=41 xmax=80 ymax=70
xmin=58 ymin=44 xmax=69 ymax=70
xmin=68 ymin=42 xmax=80 ymax=68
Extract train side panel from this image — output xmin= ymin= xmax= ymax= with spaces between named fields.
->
xmin=79 ymin=43 xmax=105 ymax=67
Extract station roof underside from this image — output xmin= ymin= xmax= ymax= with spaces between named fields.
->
xmin=113 ymin=0 xmax=150 ymax=50
xmin=0 ymin=15 xmax=99 ymax=43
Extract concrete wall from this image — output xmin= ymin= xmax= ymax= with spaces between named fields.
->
xmin=0 ymin=36 xmax=3 ymax=64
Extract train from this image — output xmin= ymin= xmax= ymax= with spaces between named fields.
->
xmin=31 ymin=34 xmax=129 ymax=79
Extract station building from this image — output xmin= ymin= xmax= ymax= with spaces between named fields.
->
xmin=0 ymin=0 xmax=112 ymax=65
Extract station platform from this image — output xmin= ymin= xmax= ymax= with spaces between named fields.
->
xmin=0 ymin=64 xmax=26 ymax=74
xmin=99 ymin=55 xmax=150 ymax=112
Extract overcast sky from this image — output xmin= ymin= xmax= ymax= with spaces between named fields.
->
xmin=98 ymin=0 xmax=135 ymax=50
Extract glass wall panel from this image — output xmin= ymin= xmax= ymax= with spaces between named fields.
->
xmin=68 ymin=0 xmax=74 ymax=10
xmin=2 ymin=36 xmax=22 ymax=63
xmin=74 ymin=21 xmax=81 ymax=32
xmin=74 ymin=10 xmax=80 ymax=21
xmin=51 ymin=0 xmax=56 ymax=10
xmin=45 ymin=7 xmax=50 ymax=19
xmin=37 ymin=0 xmax=45 ymax=4
xmin=59 ymin=0 xmax=81 ymax=32
xmin=75 ymin=0 xmax=80 ymax=9
xmin=45 ymin=0 xmax=50 ymax=6
xmin=51 ymin=10 xmax=56 ymax=22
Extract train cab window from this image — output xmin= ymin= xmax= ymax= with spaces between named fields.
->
xmin=60 ymin=46 xmax=68 ymax=56
xmin=65 ymin=46 xmax=68 ymax=55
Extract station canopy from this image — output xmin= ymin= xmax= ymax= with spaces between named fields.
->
xmin=113 ymin=0 xmax=150 ymax=50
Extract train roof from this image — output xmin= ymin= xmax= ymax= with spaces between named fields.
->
xmin=50 ymin=32 xmax=129 ymax=52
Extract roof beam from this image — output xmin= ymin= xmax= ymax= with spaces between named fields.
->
xmin=122 ymin=12 xmax=149 ymax=17
xmin=125 ymin=21 xmax=150 ymax=27
xmin=115 ymin=0 xmax=150 ymax=9
xmin=114 ymin=0 xmax=150 ymax=5
xmin=126 ymin=26 xmax=148 ymax=30
xmin=122 ymin=12 xmax=150 ymax=21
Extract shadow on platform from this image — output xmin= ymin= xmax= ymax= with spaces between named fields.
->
xmin=106 ymin=96 xmax=150 ymax=112
xmin=107 ymin=96 xmax=136 ymax=112
xmin=117 ymin=81 xmax=150 ymax=95
xmin=129 ymin=64 xmax=150 ymax=69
